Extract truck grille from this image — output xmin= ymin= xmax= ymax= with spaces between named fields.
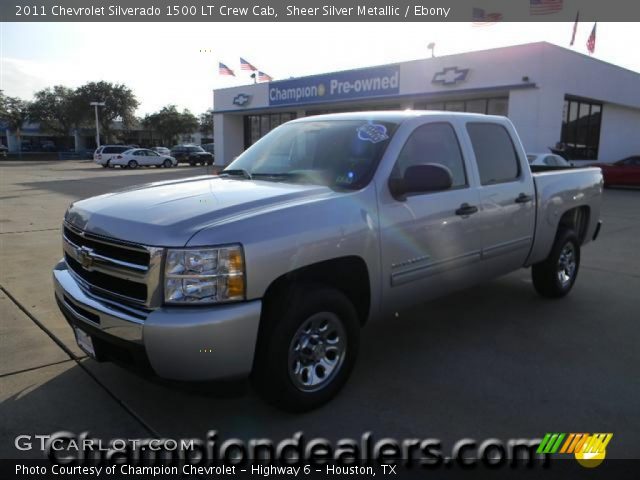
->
xmin=62 ymin=223 xmax=163 ymax=307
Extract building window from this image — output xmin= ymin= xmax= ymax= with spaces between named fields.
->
xmin=560 ymin=97 xmax=602 ymax=160
xmin=244 ymin=112 xmax=296 ymax=148
xmin=305 ymin=104 xmax=401 ymax=117
xmin=415 ymin=97 xmax=508 ymax=116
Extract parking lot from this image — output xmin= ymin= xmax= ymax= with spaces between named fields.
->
xmin=1 ymin=160 xmax=639 ymax=459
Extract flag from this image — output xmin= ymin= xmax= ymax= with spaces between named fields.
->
xmin=240 ymin=57 xmax=257 ymax=71
xmin=570 ymin=11 xmax=579 ymax=46
xmin=530 ymin=0 xmax=563 ymax=15
xmin=587 ymin=22 xmax=597 ymax=54
xmin=472 ymin=7 xmax=502 ymax=26
xmin=219 ymin=62 xmax=235 ymax=76
xmin=258 ymin=71 xmax=273 ymax=82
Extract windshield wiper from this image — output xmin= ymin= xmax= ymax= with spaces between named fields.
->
xmin=219 ymin=169 xmax=252 ymax=179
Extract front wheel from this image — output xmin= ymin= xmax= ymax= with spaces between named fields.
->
xmin=532 ymin=229 xmax=580 ymax=298
xmin=163 ymin=159 xmax=172 ymax=168
xmin=252 ymin=286 xmax=360 ymax=412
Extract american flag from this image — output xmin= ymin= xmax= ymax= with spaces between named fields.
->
xmin=258 ymin=71 xmax=273 ymax=82
xmin=472 ymin=7 xmax=503 ymax=26
xmin=219 ymin=62 xmax=235 ymax=76
xmin=570 ymin=11 xmax=579 ymax=46
xmin=240 ymin=57 xmax=257 ymax=71
xmin=530 ymin=0 xmax=563 ymax=15
xmin=587 ymin=23 xmax=597 ymax=54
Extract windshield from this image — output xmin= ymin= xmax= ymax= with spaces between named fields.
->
xmin=526 ymin=154 xmax=536 ymax=164
xmin=225 ymin=119 xmax=399 ymax=189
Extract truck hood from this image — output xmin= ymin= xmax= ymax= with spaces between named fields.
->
xmin=65 ymin=176 xmax=336 ymax=246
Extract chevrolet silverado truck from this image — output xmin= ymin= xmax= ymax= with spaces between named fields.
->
xmin=54 ymin=112 xmax=603 ymax=411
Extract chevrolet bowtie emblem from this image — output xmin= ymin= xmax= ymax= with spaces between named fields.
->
xmin=432 ymin=67 xmax=470 ymax=86
xmin=77 ymin=246 xmax=94 ymax=269
xmin=233 ymin=93 xmax=252 ymax=107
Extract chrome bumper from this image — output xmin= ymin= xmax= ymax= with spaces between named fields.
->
xmin=53 ymin=260 xmax=262 ymax=381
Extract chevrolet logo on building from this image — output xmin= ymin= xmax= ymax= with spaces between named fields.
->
xmin=233 ymin=94 xmax=252 ymax=107
xmin=432 ymin=67 xmax=470 ymax=86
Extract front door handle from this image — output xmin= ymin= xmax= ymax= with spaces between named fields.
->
xmin=455 ymin=203 xmax=479 ymax=216
xmin=515 ymin=193 xmax=533 ymax=203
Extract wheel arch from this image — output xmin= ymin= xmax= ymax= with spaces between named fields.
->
xmin=260 ymin=256 xmax=372 ymax=327
xmin=557 ymin=205 xmax=591 ymax=244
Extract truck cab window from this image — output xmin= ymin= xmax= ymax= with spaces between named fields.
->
xmin=392 ymin=122 xmax=467 ymax=188
xmin=466 ymin=123 xmax=520 ymax=185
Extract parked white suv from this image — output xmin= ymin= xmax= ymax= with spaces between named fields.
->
xmin=94 ymin=145 xmax=132 ymax=168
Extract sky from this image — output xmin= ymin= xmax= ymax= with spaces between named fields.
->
xmin=1 ymin=22 xmax=638 ymax=116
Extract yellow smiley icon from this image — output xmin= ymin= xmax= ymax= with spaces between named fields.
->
xmin=575 ymin=449 xmax=606 ymax=468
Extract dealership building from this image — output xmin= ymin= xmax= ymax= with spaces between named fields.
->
xmin=213 ymin=42 xmax=640 ymax=165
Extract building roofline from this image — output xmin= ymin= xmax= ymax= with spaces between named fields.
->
xmin=213 ymin=41 xmax=638 ymax=95
xmin=212 ymin=82 xmax=536 ymax=114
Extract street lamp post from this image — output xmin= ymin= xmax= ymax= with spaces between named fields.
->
xmin=90 ymin=101 xmax=106 ymax=147
xmin=427 ymin=42 xmax=436 ymax=58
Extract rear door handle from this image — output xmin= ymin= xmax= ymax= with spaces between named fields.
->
xmin=455 ymin=203 xmax=479 ymax=216
xmin=515 ymin=193 xmax=533 ymax=203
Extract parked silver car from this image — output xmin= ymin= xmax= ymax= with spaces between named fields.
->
xmin=93 ymin=145 xmax=132 ymax=167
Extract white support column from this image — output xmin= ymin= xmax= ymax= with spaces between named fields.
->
xmin=214 ymin=114 xmax=244 ymax=166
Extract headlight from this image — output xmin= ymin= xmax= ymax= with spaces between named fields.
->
xmin=164 ymin=245 xmax=245 ymax=304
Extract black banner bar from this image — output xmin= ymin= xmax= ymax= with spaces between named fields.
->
xmin=3 ymin=0 xmax=640 ymax=22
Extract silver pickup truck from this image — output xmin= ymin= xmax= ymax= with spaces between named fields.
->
xmin=54 ymin=112 xmax=602 ymax=411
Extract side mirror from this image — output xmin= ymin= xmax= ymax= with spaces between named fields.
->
xmin=389 ymin=163 xmax=453 ymax=198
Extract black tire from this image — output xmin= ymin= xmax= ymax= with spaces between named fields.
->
xmin=128 ymin=160 xmax=138 ymax=169
xmin=252 ymin=285 xmax=360 ymax=412
xmin=189 ymin=161 xmax=196 ymax=167
xmin=163 ymin=159 xmax=172 ymax=168
xmin=532 ymin=229 xmax=580 ymax=298
xmin=101 ymin=163 xmax=108 ymax=168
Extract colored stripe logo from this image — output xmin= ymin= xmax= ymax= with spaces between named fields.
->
xmin=537 ymin=432 xmax=612 ymax=467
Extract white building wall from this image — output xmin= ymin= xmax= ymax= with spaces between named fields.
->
xmin=598 ymin=104 xmax=640 ymax=162
xmin=508 ymin=87 xmax=566 ymax=155
xmin=213 ymin=42 xmax=640 ymax=164
xmin=214 ymin=114 xmax=244 ymax=165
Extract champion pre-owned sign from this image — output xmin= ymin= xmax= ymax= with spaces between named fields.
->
xmin=268 ymin=65 xmax=400 ymax=106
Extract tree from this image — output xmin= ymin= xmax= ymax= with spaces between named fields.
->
xmin=28 ymin=86 xmax=83 ymax=137
xmin=199 ymin=109 xmax=214 ymax=138
xmin=0 ymin=91 xmax=31 ymax=155
xmin=73 ymin=81 xmax=139 ymax=142
xmin=143 ymin=105 xmax=198 ymax=146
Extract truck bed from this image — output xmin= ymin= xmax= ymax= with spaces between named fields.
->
xmin=526 ymin=167 xmax=603 ymax=266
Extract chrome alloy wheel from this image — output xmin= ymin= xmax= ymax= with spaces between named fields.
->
xmin=288 ymin=312 xmax=346 ymax=392
xmin=557 ymin=242 xmax=577 ymax=287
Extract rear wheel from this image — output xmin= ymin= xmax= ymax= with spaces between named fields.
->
xmin=252 ymin=285 xmax=360 ymax=412
xmin=127 ymin=160 xmax=138 ymax=169
xmin=532 ymin=229 xmax=580 ymax=298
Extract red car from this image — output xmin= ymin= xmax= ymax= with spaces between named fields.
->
xmin=593 ymin=156 xmax=640 ymax=187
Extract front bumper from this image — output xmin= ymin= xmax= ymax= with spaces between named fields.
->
xmin=53 ymin=260 xmax=262 ymax=381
